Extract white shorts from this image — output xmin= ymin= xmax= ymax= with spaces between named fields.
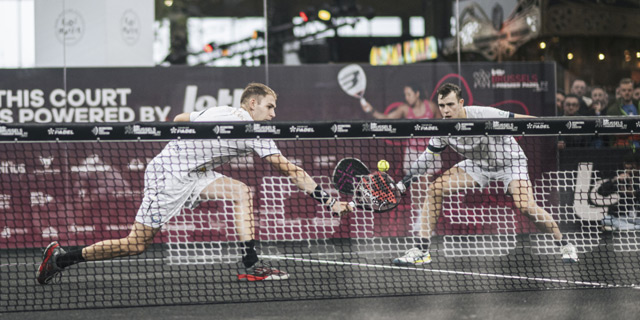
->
xmin=135 ymin=163 xmax=223 ymax=229
xmin=454 ymin=158 xmax=529 ymax=193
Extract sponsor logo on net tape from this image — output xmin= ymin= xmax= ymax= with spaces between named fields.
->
xmin=414 ymin=123 xmax=439 ymax=132
xmin=362 ymin=122 xmax=397 ymax=133
xmin=566 ymin=121 xmax=584 ymax=130
xmin=595 ymin=119 xmax=627 ymax=129
xmin=484 ymin=121 xmax=518 ymax=132
xmin=213 ymin=125 xmax=233 ymax=135
xmin=245 ymin=123 xmax=281 ymax=134
xmin=0 ymin=126 xmax=28 ymax=138
xmin=125 ymin=125 xmax=161 ymax=136
xmin=92 ymin=126 xmax=113 ymax=136
xmin=331 ymin=124 xmax=351 ymax=133
xmin=455 ymin=122 xmax=473 ymax=131
xmin=47 ymin=127 xmax=74 ymax=136
xmin=526 ymin=122 xmax=550 ymax=130
xmin=170 ymin=127 xmax=196 ymax=135
xmin=289 ymin=125 xmax=315 ymax=133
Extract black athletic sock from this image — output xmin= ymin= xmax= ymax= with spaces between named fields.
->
xmin=554 ymin=240 xmax=569 ymax=247
xmin=242 ymin=240 xmax=258 ymax=268
xmin=56 ymin=249 xmax=86 ymax=269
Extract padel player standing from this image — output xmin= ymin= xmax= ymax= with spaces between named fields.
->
xmin=37 ymin=83 xmax=352 ymax=284
xmin=393 ymin=83 xmax=578 ymax=265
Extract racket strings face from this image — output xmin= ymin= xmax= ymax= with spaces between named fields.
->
xmin=368 ymin=173 xmax=397 ymax=204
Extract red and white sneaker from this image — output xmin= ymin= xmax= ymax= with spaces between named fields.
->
xmin=36 ymin=241 xmax=66 ymax=284
xmin=238 ymin=261 xmax=289 ymax=281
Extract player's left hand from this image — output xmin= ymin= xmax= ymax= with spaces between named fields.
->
xmin=331 ymin=201 xmax=354 ymax=217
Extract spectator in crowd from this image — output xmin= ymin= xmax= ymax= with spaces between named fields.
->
xmin=599 ymin=153 xmax=640 ymax=231
xmin=558 ymin=94 xmax=593 ymax=149
xmin=633 ymin=86 xmax=640 ymax=102
xmin=606 ymin=78 xmax=640 ymax=148
xmin=556 ymin=90 xmax=565 ymax=115
xmin=591 ymin=86 xmax=609 ymax=107
xmin=570 ymin=79 xmax=592 ymax=115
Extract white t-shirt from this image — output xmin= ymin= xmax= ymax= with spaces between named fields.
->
xmin=150 ymin=106 xmax=281 ymax=177
xmin=427 ymin=106 xmax=527 ymax=169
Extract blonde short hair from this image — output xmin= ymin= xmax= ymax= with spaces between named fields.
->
xmin=240 ymin=83 xmax=277 ymax=106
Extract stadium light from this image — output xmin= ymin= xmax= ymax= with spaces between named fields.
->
xmin=318 ymin=9 xmax=331 ymax=21
xmin=567 ymin=52 xmax=574 ymax=60
xmin=598 ymin=53 xmax=605 ymax=60
xmin=299 ymin=11 xmax=309 ymax=22
xmin=539 ymin=42 xmax=546 ymax=49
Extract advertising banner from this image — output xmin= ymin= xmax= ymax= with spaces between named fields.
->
xmin=0 ymin=62 xmax=556 ymax=124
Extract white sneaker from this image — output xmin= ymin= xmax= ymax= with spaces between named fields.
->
xmin=393 ymin=248 xmax=431 ymax=265
xmin=561 ymin=243 xmax=578 ymax=263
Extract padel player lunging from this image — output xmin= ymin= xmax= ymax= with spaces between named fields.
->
xmin=393 ymin=83 xmax=578 ymax=265
xmin=37 ymin=83 xmax=352 ymax=284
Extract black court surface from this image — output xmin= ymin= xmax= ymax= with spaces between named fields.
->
xmin=2 ymin=233 xmax=639 ymax=314
xmin=2 ymin=288 xmax=639 ymax=320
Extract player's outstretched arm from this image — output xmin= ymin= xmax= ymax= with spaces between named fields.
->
xmin=264 ymin=154 xmax=353 ymax=216
xmin=173 ymin=112 xmax=191 ymax=122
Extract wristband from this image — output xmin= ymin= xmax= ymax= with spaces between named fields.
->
xmin=311 ymin=185 xmax=332 ymax=204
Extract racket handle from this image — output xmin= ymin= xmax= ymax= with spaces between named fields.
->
xmin=359 ymin=97 xmax=368 ymax=107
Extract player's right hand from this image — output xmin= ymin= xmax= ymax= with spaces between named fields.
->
xmin=395 ymin=181 xmax=407 ymax=195
xmin=331 ymin=201 xmax=354 ymax=217
xmin=360 ymin=99 xmax=373 ymax=113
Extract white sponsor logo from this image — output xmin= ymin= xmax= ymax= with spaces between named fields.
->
xmin=566 ymin=121 xmax=584 ymax=130
xmin=125 ymin=125 xmax=161 ymax=136
xmin=596 ymin=119 xmax=627 ymax=129
xmin=331 ymin=124 xmax=351 ymax=133
xmin=414 ymin=123 xmax=439 ymax=131
xmin=213 ymin=125 xmax=233 ymax=135
xmin=485 ymin=121 xmax=517 ymax=131
xmin=289 ymin=125 xmax=315 ymax=133
xmin=182 ymin=86 xmax=245 ymax=113
xmin=245 ymin=123 xmax=280 ymax=134
xmin=363 ymin=122 xmax=397 ymax=133
xmin=170 ymin=127 xmax=196 ymax=134
xmin=0 ymin=126 xmax=27 ymax=137
xmin=0 ymin=161 xmax=26 ymax=174
xmin=47 ymin=127 xmax=74 ymax=135
xmin=121 ymin=10 xmax=140 ymax=45
xmin=92 ymin=126 xmax=113 ymax=136
xmin=30 ymin=192 xmax=54 ymax=206
xmin=455 ymin=123 xmax=473 ymax=131
xmin=55 ymin=10 xmax=85 ymax=45
xmin=491 ymin=68 xmax=505 ymax=76
xmin=39 ymin=156 xmax=54 ymax=169
xmin=0 ymin=194 xmax=10 ymax=209
xmin=526 ymin=122 xmax=550 ymax=130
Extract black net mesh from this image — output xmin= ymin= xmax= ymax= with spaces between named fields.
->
xmin=1 ymin=119 xmax=639 ymax=311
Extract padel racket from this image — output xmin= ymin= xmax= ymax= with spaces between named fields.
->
xmin=332 ymin=158 xmax=370 ymax=195
xmin=332 ymin=158 xmax=401 ymax=213
xmin=337 ymin=64 xmax=367 ymax=105
xmin=352 ymin=171 xmax=401 ymax=213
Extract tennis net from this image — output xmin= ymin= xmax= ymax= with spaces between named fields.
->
xmin=1 ymin=117 xmax=639 ymax=312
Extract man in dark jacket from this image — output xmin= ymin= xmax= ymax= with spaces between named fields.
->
xmin=598 ymin=153 xmax=640 ymax=230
